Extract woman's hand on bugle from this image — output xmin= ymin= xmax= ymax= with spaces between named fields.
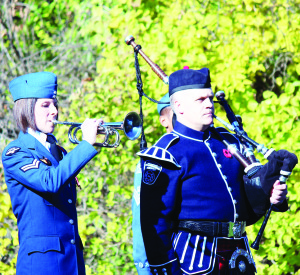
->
xmin=81 ymin=118 xmax=104 ymax=145
xmin=270 ymin=180 xmax=288 ymax=205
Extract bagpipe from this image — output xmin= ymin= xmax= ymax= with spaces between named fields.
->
xmin=125 ymin=35 xmax=298 ymax=250
xmin=211 ymin=92 xmax=298 ymax=249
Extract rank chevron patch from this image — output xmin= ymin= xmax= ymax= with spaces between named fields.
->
xmin=20 ymin=159 xmax=41 ymax=172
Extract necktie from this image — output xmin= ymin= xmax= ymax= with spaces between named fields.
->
xmin=46 ymin=135 xmax=61 ymax=162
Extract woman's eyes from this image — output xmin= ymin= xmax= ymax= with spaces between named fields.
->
xmin=41 ymin=103 xmax=57 ymax=108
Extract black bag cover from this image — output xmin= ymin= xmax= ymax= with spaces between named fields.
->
xmin=243 ymin=149 xmax=298 ymax=217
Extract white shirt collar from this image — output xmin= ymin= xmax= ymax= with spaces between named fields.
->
xmin=27 ymin=128 xmax=56 ymax=152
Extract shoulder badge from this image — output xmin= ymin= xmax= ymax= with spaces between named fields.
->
xmin=5 ymin=147 xmax=21 ymax=156
xmin=143 ymin=160 xmax=162 ymax=185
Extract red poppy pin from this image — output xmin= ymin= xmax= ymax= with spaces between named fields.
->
xmin=223 ymin=149 xmax=232 ymax=158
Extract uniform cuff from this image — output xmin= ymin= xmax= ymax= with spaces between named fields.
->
xmin=272 ymin=199 xmax=288 ymax=212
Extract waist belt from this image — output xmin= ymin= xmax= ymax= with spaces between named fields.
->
xmin=178 ymin=220 xmax=246 ymax=238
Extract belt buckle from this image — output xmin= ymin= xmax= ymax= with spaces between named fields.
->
xmin=228 ymin=221 xmax=245 ymax=238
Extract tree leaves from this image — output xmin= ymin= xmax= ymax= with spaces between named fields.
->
xmin=1 ymin=0 xmax=300 ymax=274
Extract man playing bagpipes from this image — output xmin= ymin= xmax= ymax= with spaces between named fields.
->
xmin=137 ymin=68 xmax=297 ymax=275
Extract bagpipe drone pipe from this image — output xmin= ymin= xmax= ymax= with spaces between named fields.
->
xmin=125 ymin=35 xmax=298 ymax=250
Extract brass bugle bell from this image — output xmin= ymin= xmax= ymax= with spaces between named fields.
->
xmin=52 ymin=112 xmax=142 ymax=148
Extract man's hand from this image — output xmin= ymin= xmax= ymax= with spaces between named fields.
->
xmin=270 ymin=180 xmax=288 ymax=205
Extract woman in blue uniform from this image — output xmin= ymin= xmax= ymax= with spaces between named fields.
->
xmin=2 ymin=72 xmax=102 ymax=275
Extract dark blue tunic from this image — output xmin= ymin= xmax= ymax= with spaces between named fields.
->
xmin=138 ymin=121 xmax=257 ymax=274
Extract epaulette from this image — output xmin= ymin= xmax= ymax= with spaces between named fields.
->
xmin=153 ymin=132 xmax=179 ymax=149
xmin=137 ymin=133 xmax=181 ymax=168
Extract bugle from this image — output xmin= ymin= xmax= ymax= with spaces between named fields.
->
xmin=53 ymin=112 xmax=142 ymax=148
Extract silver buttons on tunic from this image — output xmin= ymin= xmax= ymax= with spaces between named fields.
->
xmin=212 ymin=152 xmax=217 ymax=157
xmin=218 ymin=164 xmax=222 ymax=169
xmin=71 ymin=239 xmax=75 ymax=244
xmin=233 ymin=200 xmax=237 ymax=204
xmin=235 ymin=214 xmax=239 ymax=219
xmin=68 ymin=199 xmax=72 ymax=204
xmin=224 ymin=175 xmax=227 ymax=180
xmin=69 ymin=219 xmax=74 ymax=224
xmin=228 ymin=187 xmax=232 ymax=192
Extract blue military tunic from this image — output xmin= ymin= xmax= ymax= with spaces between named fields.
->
xmin=138 ymin=121 xmax=257 ymax=274
xmin=2 ymin=131 xmax=98 ymax=275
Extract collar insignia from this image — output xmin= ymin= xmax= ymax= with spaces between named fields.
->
xmin=40 ymin=157 xmax=52 ymax=166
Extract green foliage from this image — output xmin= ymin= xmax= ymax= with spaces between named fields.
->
xmin=1 ymin=0 xmax=300 ymax=274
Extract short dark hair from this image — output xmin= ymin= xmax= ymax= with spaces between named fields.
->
xmin=13 ymin=98 xmax=38 ymax=133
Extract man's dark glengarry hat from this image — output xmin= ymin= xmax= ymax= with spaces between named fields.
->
xmin=169 ymin=68 xmax=211 ymax=96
